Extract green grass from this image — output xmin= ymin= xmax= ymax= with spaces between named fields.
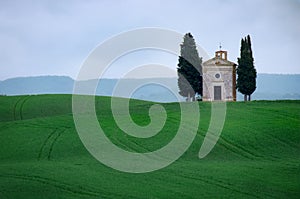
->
xmin=0 ymin=94 xmax=299 ymax=198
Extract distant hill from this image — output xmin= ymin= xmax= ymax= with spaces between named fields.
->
xmin=0 ymin=74 xmax=299 ymax=102
xmin=0 ymin=76 xmax=74 ymax=95
xmin=242 ymin=74 xmax=300 ymax=100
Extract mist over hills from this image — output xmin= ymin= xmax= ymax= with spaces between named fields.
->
xmin=0 ymin=74 xmax=299 ymax=102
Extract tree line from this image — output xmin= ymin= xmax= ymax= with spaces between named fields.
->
xmin=177 ymin=33 xmax=256 ymax=101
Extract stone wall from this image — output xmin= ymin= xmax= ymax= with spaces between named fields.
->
xmin=202 ymin=66 xmax=234 ymax=101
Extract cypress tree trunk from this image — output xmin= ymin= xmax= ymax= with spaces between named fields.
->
xmin=244 ymin=95 xmax=247 ymax=101
xmin=248 ymin=95 xmax=251 ymax=101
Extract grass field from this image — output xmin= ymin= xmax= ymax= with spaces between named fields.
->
xmin=0 ymin=94 xmax=299 ymax=198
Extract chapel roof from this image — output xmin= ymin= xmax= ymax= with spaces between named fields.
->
xmin=203 ymin=50 xmax=236 ymax=66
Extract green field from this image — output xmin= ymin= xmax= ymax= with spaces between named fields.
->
xmin=0 ymin=94 xmax=299 ymax=198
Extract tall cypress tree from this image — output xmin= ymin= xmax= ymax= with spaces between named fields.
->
xmin=177 ymin=33 xmax=202 ymax=101
xmin=237 ymin=38 xmax=248 ymax=101
xmin=237 ymin=35 xmax=257 ymax=101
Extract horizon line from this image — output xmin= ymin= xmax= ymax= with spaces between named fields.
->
xmin=1 ymin=73 xmax=300 ymax=81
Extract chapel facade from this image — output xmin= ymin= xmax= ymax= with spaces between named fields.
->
xmin=202 ymin=50 xmax=237 ymax=101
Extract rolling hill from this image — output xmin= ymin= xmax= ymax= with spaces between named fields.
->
xmin=0 ymin=94 xmax=299 ymax=198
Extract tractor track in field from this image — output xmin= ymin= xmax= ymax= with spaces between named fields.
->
xmin=110 ymin=136 xmax=134 ymax=152
xmin=266 ymin=133 xmax=299 ymax=149
xmin=13 ymin=97 xmax=24 ymax=120
xmin=38 ymin=128 xmax=65 ymax=161
xmin=111 ymin=135 xmax=147 ymax=153
xmin=19 ymin=95 xmax=31 ymax=120
xmin=108 ymin=129 xmax=151 ymax=153
xmin=111 ymin=116 xmax=264 ymax=160
xmin=166 ymin=116 xmax=262 ymax=160
xmin=174 ymin=172 xmax=272 ymax=199
xmin=47 ymin=129 xmax=65 ymax=160
xmin=0 ymin=174 xmax=100 ymax=197
xmin=126 ymin=137 xmax=151 ymax=153
xmin=201 ymin=133 xmax=262 ymax=160
xmin=16 ymin=123 xmax=53 ymax=129
xmin=38 ymin=129 xmax=58 ymax=160
xmin=16 ymin=123 xmax=73 ymax=130
xmin=219 ymin=136 xmax=263 ymax=159
xmin=13 ymin=95 xmax=31 ymax=121
xmin=117 ymin=115 xmax=262 ymax=160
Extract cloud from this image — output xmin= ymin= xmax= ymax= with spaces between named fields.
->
xmin=0 ymin=0 xmax=299 ymax=80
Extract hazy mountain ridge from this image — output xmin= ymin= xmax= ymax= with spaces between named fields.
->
xmin=0 ymin=74 xmax=299 ymax=102
xmin=0 ymin=76 xmax=74 ymax=95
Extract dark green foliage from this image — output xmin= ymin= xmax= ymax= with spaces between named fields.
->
xmin=177 ymin=33 xmax=202 ymax=100
xmin=237 ymin=35 xmax=257 ymax=101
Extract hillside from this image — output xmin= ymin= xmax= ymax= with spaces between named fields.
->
xmin=0 ymin=95 xmax=299 ymax=198
xmin=0 ymin=74 xmax=300 ymax=102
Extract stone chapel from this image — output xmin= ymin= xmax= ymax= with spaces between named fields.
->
xmin=202 ymin=50 xmax=237 ymax=101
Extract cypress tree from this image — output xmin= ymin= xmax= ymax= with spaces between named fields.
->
xmin=237 ymin=35 xmax=257 ymax=101
xmin=177 ymin=33 xmax=202 ymax=101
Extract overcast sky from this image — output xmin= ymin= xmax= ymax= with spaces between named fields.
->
xmin=1 ymin=0 xmax=299 ymax=80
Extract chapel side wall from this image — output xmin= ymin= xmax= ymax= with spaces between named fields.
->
xmin=222 ymin=68 xmax=234 ymax=101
